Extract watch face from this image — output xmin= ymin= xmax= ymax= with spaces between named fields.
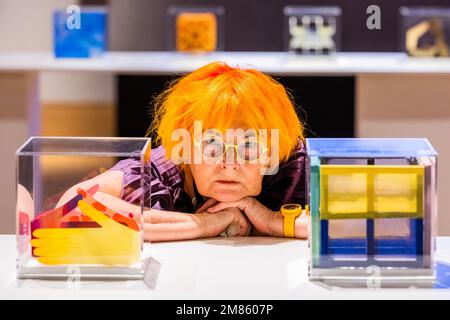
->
xmin=282 ymin=204 xmax=301 ymax=210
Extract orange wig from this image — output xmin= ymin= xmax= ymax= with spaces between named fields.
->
xmin=149 ymin=61 xmax=304 ymax=163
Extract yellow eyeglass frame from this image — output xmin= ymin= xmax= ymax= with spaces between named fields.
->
xmin=193 ymin=136 xmax=268 ymax=162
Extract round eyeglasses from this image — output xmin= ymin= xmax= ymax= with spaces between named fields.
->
xmin=194 ymin=136 xmax=267 ymax=162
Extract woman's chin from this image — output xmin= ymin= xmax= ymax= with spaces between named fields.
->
xmin=208 ymin=190 xmax=247 ymax=202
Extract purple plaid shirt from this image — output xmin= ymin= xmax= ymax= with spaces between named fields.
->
xmin=110 ymin=141 xmax=306 ymax=212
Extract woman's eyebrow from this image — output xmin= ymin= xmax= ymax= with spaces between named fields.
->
xmin=244 ymin=133 xmax=258 ymax=139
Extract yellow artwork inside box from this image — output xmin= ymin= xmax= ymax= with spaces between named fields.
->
xmin=320 ymin=165 xmax=424 ymax=219
xmin=31 ymin=200 xmax=141 ymax=266
xmin=176 ymin=12 xmax=217 ymax=52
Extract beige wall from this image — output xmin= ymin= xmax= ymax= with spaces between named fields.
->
xmin=0 ymin=73 xmax=38 ymax=234
xmin=0 ymin=0 xmax=69 ymax=52
xmin=356 ymin=74 xmax=450 ymax=236
xmin=0 ymin=0 xmax=114 ymax=104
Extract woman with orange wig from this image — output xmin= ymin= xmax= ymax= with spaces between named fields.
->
xmin=57 ymin=62 xmax=308 ymax=241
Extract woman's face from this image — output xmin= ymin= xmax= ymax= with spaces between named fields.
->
xmin=189 ymin=132 xmax=268 ymax=202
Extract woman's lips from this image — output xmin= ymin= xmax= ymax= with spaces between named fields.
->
xmin=215 ymin=180 xmax=240 ymax=184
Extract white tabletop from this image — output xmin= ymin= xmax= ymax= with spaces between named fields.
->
xmin=1 ymin=52 xmax=450 ymax=75
xmin=1 ymin=235 xmax=450 ymax=299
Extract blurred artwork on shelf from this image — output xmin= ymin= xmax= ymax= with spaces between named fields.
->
xmin=176 ymin=12 xmax=217 ymax=52
xmin=167 ymin=6 xmax=225 ymax=53
xmin=284 ymin=6 xmax=342 ymax=55
xmin=53 ymin=6 xmax=108 ymax=58
xmin=400 ymin=7 xmax=450 ymax=57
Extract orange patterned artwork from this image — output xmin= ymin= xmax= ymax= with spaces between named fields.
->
xmin=176 ymin=12 xmax=217 ymax=52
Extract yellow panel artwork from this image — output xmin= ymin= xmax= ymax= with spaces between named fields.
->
xmin=324 ymin=173 xmax=368 ymax=215
xmin=176 ymin=12 xmax=217 ymax=52
xmin=320 ymin=165 xmax=424 ymax=219
xmin=373 ymin=173 xmax=419 ymax=214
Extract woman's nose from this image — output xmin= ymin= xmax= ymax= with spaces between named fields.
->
xmin=219 ymin=162 xmax=239 ymax=170
xmin=219 ymin=148 xmax=239 ymax=170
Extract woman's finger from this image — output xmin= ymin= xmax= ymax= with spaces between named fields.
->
xmin=209 ymin=197 xmax=255 ymax=213
xmin=208 ymin=199 xmax=246 ymax=212
xmin=196 ymin=198 xmax=219 ymax=213
xmin=207 ymin=200 xmax=243 ymax=213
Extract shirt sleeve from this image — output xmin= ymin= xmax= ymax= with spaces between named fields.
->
xmin=109 ymin=147 xmax=193 ymax=212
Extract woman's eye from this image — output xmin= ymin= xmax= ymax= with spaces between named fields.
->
xmin=204 ymin=138 xmax=214 ymax=144
xmin=207 ymin=139 xmax=220 ymax=146
xmin=244 ymin=141 xmax=257 ymax=148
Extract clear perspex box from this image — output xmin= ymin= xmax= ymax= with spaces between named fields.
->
xmin=306 ymin=138 xmax=438 ymax=285
xmin=16 ymin=137 xmax=151 ymax=279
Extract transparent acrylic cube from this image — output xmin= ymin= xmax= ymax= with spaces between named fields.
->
xmin=306 ymin=138 xmax=438 ymax=285
xmin=16 ymin=137 xmax=151 ymax=280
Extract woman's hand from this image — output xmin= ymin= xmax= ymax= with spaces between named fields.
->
xmin=206 ymin=197 xmax=278 ymax=236
xmin=206 ymin=197 xmax=308 ymax=239
xmin=195 ymin=198 xmax=219 ymax=213
xmin=195 ymin=206 xmax=251 ymax=238
xmin=143 ymin=205 xmax=251 ymax=242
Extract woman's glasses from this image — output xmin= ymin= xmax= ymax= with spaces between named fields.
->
xmin=194 ymin=135 xmax=267 ymax=162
